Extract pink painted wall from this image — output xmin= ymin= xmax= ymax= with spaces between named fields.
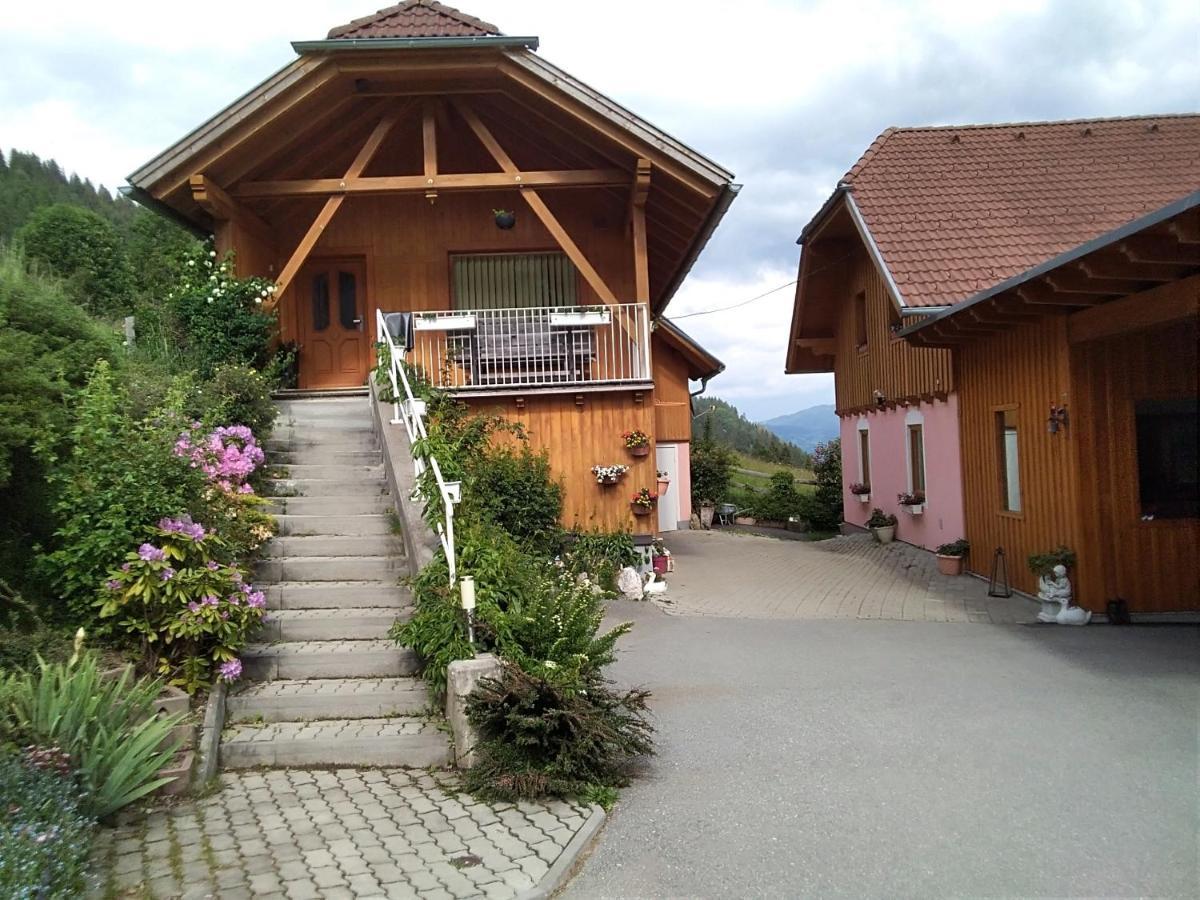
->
xmin=676 ymin=442 xmax=692 ymax=524
xmin=840 ymin=395 xmax=966 ymax=549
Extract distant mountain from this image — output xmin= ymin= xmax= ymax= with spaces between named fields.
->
xmin=760 ymin=404 xmax=839 ymax=451
xmin=692 ymin=397 xmax=810 ymax=467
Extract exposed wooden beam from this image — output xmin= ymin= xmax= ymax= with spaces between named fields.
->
xmin=1015 ymin=284 xmax=1104 ymax=308
xmin=1067 ymin=274 xmax=1200 ymax=344
xmin=455 ymin=100 xmax=621 ymax=306
xmin=1119 ymin=234 xmax=1200 ymax=266
xmin=1167 ymin=212 xmax=1200 ymax=245
xmin=1078 ymin=257 xmax=1178 ymax=284
xmin=423 ymin=99 xmax=438 ymax=202
xmin=235 ymin=169 xmax=630 ymax=199
xmin=270 ymin=108 xmax=404 ymax=308
xmin=1044 ymin=271 xmax=1141 ymax=296
xmin=794 ymin=337 xmax=836 ymax=355
xmin=188 ymin=174 xmax=276 ymax=250
xmin=631 ymin=159 xmax=651 ymax=304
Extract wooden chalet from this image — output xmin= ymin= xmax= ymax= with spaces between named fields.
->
xmin=787 ymin=115 xmax=1200 ymax=614
xmin=127 ymin=0 xmax=735 ymax=536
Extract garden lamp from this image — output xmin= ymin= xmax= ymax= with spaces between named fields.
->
xmin=460 ymin=575 xmax=476 ymax=645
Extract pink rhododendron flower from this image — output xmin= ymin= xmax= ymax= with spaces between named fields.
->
xmin=218 ymin=658 xmax=243 ymax=682
xmin=246 ymin=591 xmax=266 ymax=609
xmin=138 ymin=544 xmax=165 ymax=562
xmin=105 ymin=579 xmax=121 ymax=591
xmin=160 ymin=568 xmax=176 ymax=581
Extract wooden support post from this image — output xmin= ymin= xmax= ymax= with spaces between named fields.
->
xmin=631 ymin=159 xmax=651 ymax=304
xmin=271 ymin=108 xmax=404 ymax=308
xmin=455 ymin=100 xmax=620 ymax=306
xmin=423 ymin=100 xmax=438 ymax=203
xmin=188 ymin=174 xmax=276 ymax=250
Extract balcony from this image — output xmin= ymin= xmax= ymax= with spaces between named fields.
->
xmin=397 ymin=303 xmax=652 ymax=395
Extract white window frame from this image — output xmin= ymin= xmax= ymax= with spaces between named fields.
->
xmin=904 ymin=408 xmax=926 ymax=499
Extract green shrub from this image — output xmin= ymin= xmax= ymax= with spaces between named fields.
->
xmin=469 ymin=445 xmax=563 ymax=551
xmin=561 ymin=530 xmax=638 ymax=592
xmin=1028 ymin=545 xmax=1076 ymax=577
xmin=169 ymin=247 xmax=276 ymax=377
xmin=40 ymin=361 xmax=205 ymax=622
xmin=18 ymin=204 xmax=134 ymax=318
xmin=0 ymin=651 xmax=183 ymax=818
xmin=755 ymin=471 xmax=803 ymax=522
xmin=463 ymin=664 xmax=654 ymax=802
xmin=690 ymin=438 xmax=735 ymax=505
xmin=98 ymin=521 xmax=265 ymax=692
xmin=0 ymin=750 xmax=95 ymax=899
xmin=195 ymin=364 xmax=278 ymax=437
xmin=799 ymin=438 xmax=843 ymax=530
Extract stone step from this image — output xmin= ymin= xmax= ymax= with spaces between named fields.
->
xmin=264 ymin=535 xmax=403 ymax=558
xmin=274 ymin=514 xmax=394 ymax=536
xmin=265 ymin=496 xmax=393 ymax=516
xmin=265 ymin=581 xmax=412 ymax=610
xmin=269 ymin=449 xmax=382 ymax=467
xmin=226 ymin=676 xmax=428 ymax=723
xmin=221 ymin=717 xmax=450 ymax=769
xmin=270 ymin=464 xmax=384 ymax=481
xmin=257 ymin=607 xmax=402 ymax=642
xmin=241 ymin=640 xmax=420 ymax=680
xmin=266 ymin=478 xmax=389 ymax=497
xmin=255 ymin=556 xmax=405 ymax=582
xmin=266 ymin=434 xmax=378 ymax=454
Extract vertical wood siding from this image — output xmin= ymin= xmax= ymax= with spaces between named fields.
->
xmin=652 ymin=335 xmax=693 ymax=442
xmin=832 ymin=254 xmax=955 ymax=413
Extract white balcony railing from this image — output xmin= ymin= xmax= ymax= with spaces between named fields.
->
xmin=407 ymin=303 xmax=652 ymax=392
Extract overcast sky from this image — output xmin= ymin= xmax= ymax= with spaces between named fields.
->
xmin=2 ymin=1 xmax=1197 ymax=420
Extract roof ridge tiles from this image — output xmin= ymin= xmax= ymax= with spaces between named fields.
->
xmin=327 ymin=0 xmax=502 ymax=40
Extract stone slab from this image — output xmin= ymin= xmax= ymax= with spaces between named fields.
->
xmin=241 ymin=640 xmax=420 ymax=680
xmin=226 ymin=677 xmax=429 ymax=723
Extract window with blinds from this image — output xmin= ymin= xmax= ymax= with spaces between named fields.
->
xmin=451 ymin=252 xmax=579 ymax=310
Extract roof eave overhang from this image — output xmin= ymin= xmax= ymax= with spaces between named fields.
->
xmin=292 ymin=36 xmax=539 ymax=53
xmin=655 ymin=183 xmax=741 ymax=315
xmin=656 ymin=317 xmax=725 ymax=380
xmin=899 ymin=189 xmax=1200 ymax=340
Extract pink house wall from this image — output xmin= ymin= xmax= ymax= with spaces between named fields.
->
xmin=840 ymin=395 xmax=966 ymax=549
xmin=676 ymin=443 xmax=692 ymax=523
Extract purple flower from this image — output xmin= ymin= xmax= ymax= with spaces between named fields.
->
xmin=187 ymin=601 xmax=200 ymax=612
xmin=105 ymin=579 xmax=121 ymax=591
xmin=238 ymin=484 xmax=254 ymax=495
xmin=138 ymin=544 xmax=165 ymax=562
xmin=160 ymin=567 xmax=176 ymax=581
xmin=201 ymin=594 xmax=219 ymax=607
xmin=246 ymin=590 xmax=266 ymax=609
xmin=217 ymin=658 xmax=243 ymax=682
xmin=227 ymin=594 xmax=240 ymax=605
xmin=239 ymin=582 xmax=251 ymax=593
xmin=206 ymin=560 xmax=220 ymax=571
xmin=120 ymin=562 xmax=131 ymax=572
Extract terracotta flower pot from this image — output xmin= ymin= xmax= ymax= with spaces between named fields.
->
xmin=629 ymin=445 xmax=650 ymax=458
xmin=657 ymin=478 xmax=670 ymax=494
xmin=631 ymin=504 xmax=653 ymax=516
xmin=936 ymin=554 xmax=965 ymax=576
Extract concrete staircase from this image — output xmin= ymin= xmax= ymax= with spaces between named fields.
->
xmin=221 ymin=397 xmax=451 ymax=769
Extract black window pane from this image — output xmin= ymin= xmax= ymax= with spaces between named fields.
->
xmin=1136 ymin=397 xmax=1199 ymax=519
xmin=338 ymin=271 xmax=357 ymax=330
xmin=311 ymin=273 xmax=330 ymax=332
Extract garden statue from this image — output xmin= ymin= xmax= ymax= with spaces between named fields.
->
xmin=617 ymin=566 xmax=643 ymax=601
xmin=1036 ymin=564 xmax=1090 ymax=625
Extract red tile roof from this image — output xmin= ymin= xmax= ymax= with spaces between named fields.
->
xmin=841 ymin=114 xmax=1200 ymax=307
xmin=328 ymin=0 xmax=501 ymax=40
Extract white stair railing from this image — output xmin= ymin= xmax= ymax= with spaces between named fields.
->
xmin=376 ymin=309 xmax=461 ymax=587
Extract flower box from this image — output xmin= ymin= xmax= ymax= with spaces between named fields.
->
xmin=904 ymin=503 xmax=925 ymax=516
xmin=550 ymin=308 xmax=611 ymax=328
xmin=856 ymin=493 xmax=871 ymax=504
xmin=631 ymin=504 xmax=653 ymax=516
xmin=413 ymin=313 xmax=477 ymax=332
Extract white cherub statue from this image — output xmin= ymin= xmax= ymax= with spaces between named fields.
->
xmin=1036 ymin=564 xmax=1090 ymax=625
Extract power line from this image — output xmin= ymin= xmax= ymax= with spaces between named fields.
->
xmin=670 ymin=279 xmax=797 ymax=319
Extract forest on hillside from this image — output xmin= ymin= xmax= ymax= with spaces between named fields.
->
xmin=692 ymin=396 xmax=812 ymax=468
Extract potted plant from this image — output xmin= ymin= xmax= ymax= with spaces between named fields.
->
xmin=935 ymin=539 xmax=970 ymax=576
xmin=848 ymin=482 xmax=871 ymax=503
xmin=866 ymin=507 xmax=897 ymax=544
xmin=630 ymin=487 xmax=658 ymax=516
xmin=623 ymin=430 xmax=651 ymax=458
xmin=493 ymin=208 xmax=516 ymax=230
xmin=699 ymin=500 xmax=715 ymax=529
xmin=656 ymin=469 xmax=670 ymax=494
xmin=591 ymin=463 xmax=629 ymax=485
xmin=651 ymin=538 xmax=671 ymax=575
xmin=897 ymin=490 xmax=926 ymax=515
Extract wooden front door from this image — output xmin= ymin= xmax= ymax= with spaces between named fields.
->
xmin=298 ymin=260 xmax=368 ymax=389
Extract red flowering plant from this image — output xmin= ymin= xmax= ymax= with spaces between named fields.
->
xmin=630 ymin=487 xmax=659 ymax=510
xmin=622 ymin=430 xmax=650 ymax=449
xmin=97 ymin=517 xmax=266 ymax=693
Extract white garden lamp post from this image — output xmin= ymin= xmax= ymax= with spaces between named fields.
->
xmin=459 ymin=575 xmax=476 ymax=646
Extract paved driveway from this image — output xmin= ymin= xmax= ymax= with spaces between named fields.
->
xmin=565 ymin=533 xmax=1200 ymax=899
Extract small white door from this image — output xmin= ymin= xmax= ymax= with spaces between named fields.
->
xmin=656 ymin=443 xmax=680 ymax=532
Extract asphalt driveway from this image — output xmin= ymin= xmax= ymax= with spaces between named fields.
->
xmin=565 ymin=599 xmax=1199 ymax=898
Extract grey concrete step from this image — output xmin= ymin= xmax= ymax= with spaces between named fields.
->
xmin=269 ymin=464 xmax=384 ymax=481
xmin=265 ymin=478 xmax=389 ymax=497
xmin=241 ymin=640 xmax=420 ymax=680
xmin=264 ymin=581 xmax=412 ymax=610
xmin=255 ymin=555 xmax=405 ymax=582
xmin=221 ymin=717 xmax=450 ymax=769
xmin=269 ymin=449 xmax=383 ymax=467
xmin=264 ymin=534 xmax=403 ymax=558
xmin=266 ymin=434 xmax=378 ymax=453
xmin=274 ymin=514 xmax=394 ymax=536
xmin=265 ymin=496 xmax=393 ymax=516
xmin=257 ymin=607 xmax=403 ymax=642
xmin=226 ymin=677 xmax=428 ymax=723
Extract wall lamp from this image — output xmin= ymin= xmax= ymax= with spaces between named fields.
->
xmin=1048 ymin=404 xmax=1069 ymax=434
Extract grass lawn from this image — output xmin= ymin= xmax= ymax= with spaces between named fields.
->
xmin=730 ymin=452 xmax=815 ymax=494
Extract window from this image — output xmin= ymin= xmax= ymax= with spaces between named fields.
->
xmin=997 ymin=408 xmax=1021 ymax=512
xmin=908 ymin=423 xmax=926 ymax=496
xmin=452 ymin=252 xmax=578 ymax=310
xmin=1135 ymin=398 xmax=1199 ymax=519
xmin=338 ymin=271 xmax=358 ymax=330
xmin=858 ymin=424 xmax=871 ymax=487
xmin=854 ymin=291 xmax=868 ymax=351
xmin=310 ymin=273 xmax=330 ymax=332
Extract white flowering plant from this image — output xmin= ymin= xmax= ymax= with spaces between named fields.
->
xmin=170 ymin=242 xmax=278 ymax=376
xmin=590 ymin=464 xmax=629 ymax=484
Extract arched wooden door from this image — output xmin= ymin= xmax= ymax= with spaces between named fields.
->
xmin=298 ymin=259 xmax=368 ymax=389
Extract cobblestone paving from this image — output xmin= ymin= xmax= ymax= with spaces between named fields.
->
xmin=657 ymin=530 xmax=1038 ymax=623
xmin=91 ymin=769 xmax=593 ymax=899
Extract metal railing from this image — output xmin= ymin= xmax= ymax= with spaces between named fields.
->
xmin=407 ymin=303 xmax=652 ymax=392
xmin=375 ymin=308 xmax=461 ymax=588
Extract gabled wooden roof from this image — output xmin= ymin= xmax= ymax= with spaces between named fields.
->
xmin=328 ymin=1 xmax=500 ymax=40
